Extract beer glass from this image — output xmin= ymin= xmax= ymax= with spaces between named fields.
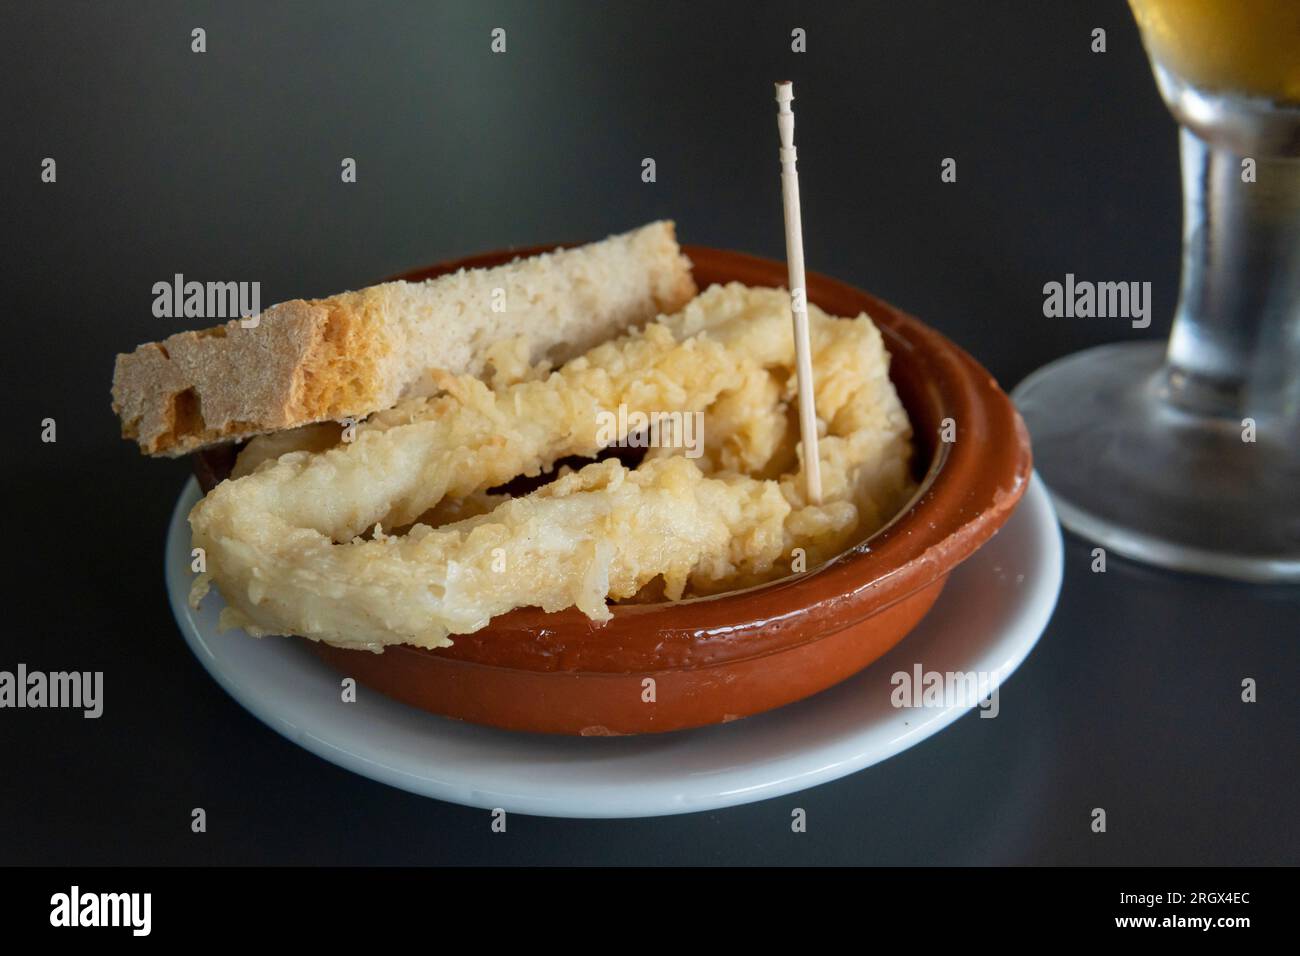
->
xmin=1013 ymin=0 xmax=1300 ymax=581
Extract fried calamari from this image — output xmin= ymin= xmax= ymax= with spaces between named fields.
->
xmin=190 ymin=284 xmax=915 ymax=651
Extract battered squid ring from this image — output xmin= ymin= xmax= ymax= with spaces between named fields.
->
xmin=189 ymin=284 xmax=916 ymax=651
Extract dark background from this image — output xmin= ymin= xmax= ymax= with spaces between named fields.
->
xmin=2 ymin=0 xmax=1296 ymax=865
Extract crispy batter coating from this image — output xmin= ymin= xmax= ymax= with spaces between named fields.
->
xmin=190 ymin=284 xmax=915 ymax=651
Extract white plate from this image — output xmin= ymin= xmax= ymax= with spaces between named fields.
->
xmin=167 ymin=473 xmax=1062 ymax=819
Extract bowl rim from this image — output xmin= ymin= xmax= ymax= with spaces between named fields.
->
xmin=200 ymin=243 xmax=1032 ymax=675
xmin=385 ymin=243 xmax=1032 ymax=671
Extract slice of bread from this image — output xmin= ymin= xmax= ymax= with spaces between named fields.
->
xmin=112 ymin=221 xmax=696 ymax=456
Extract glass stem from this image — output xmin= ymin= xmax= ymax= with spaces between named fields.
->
xmin=1162 ymin=127 xmax=1300 ymax=420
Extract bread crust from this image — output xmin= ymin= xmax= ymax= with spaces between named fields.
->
xmin=111 ymin=221 xmax=696 ymax=456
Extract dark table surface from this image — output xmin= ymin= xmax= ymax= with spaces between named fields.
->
xmin=3 ymin=0 xmax=1296 ymax=866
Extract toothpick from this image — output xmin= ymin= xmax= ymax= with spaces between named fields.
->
xmin=775 ymin=80 xmax=823 ymax=505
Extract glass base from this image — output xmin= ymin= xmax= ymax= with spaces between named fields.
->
xmin=1013 ymin=343 xmax=1300 ymax=583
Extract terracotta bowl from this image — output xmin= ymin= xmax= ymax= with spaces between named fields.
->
xmin=196 ymin=245 xmax=1032 ymax=735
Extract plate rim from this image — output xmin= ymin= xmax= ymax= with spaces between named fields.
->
xmin=166 ymin=474 xmax=1062 ymax=818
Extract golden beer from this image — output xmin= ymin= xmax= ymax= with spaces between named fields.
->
xmin=1128 ymin=0 xmax=1300 ymax=102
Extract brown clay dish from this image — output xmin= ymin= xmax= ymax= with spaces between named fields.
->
xmin=196 ymin=245 xmax=1032 ymax=735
